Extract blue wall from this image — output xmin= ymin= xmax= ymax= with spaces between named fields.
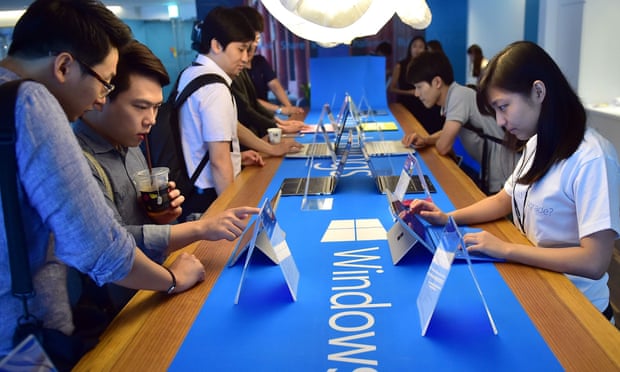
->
xmin=195 ymin=0 xmax=243 ymax=21
xmin=425 ymin=0 xmax=468 ymax=85
xmin=524 ymin=0 xmax=540 ymax=42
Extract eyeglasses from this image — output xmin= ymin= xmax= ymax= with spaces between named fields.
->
xmin=49 ymin=51 xmax=115 ymax=98
xmin=73 ymin=56 xmax=115 ymax=98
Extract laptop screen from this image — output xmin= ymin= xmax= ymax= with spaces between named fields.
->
xmin=334 ymin=132 xmax=352 ymax=177
xmin=401 ymin=210 xmax=430 ymax=247
xmin=333 ymin=104 xmax=350 ymax=151
xmin=318 ymin=119 xmax=338 ymax=164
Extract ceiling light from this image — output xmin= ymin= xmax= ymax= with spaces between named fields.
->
xmin=396 ymin=0 xmax=432 ymax=29
xmin=168 ymin=4 xmax=179 ymax=19
xmin=0 ymin=10 xmax=25 ymax=27
xmin=106 ymin=5 xmax=122 ymax=15
xmin=281 ymin=0 xmax=373 ymax=28
xmin=261 ymin=0 xmax=432 ymax=46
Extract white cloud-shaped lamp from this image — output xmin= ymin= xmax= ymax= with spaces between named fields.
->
xmin=261 ymin=0 xmax=432 ymax=46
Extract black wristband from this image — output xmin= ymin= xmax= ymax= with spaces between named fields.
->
xmin=163 ymin=266 xmax=176 ymax=294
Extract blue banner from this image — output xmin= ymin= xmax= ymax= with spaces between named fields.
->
xmin=170 ymin=112 xmax=561 ymax=371
xmin=309 ymin=56 xmax=388 ymax=112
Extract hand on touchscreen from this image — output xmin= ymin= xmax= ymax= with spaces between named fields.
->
xmin=408 ymin=198 xmax=449 ymax=226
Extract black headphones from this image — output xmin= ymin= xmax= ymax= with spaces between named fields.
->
xmin=190 ymin=20 xmax=203 ymax=52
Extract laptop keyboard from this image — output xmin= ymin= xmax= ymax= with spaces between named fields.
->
xmin=281 ymin=177 xmax=334 ymax=196
xmin=305 ymin=143 xmax=328 ymax=156
xmin=378 ymin=175 xmax=436 ymax=194
xmin=365 ymin=141 xmax=412 ymax=156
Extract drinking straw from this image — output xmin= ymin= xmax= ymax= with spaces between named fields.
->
xmin=144 ymin=135 xmax=153 ymax=173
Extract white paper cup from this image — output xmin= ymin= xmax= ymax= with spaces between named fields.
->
xmin=268 ymin=127 xmax=282 ymax=144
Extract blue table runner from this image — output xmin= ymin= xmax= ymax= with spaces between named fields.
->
xmin=170 ymin=111 xmax=561 ymax=371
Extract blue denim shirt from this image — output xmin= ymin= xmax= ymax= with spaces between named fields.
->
xmin=0 ymin=68 xmax=135 ymax=356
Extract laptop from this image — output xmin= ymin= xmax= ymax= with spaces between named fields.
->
xmin=279 ymin=134 xmax=352 ymax=196
xmin=349 ymin=102 xmax=413 ymax=157
xmin=363 ymin=139 xmax=416 ymax=157
xmin=286 ymin=103 xmax=349 ymax=159
xmin=227 ymin=190 xmax=282 ymax=267
xmin=286 ymin=119 xmax=337 ymax=160
xmin=353 ymin=94 xmax=389 ymax=118
xmin=361 ymin=146 xmax=436 ymax=195
xmin=359 ymin=108 xmax=389 ymax=117
xmin=300 ymin=103 xmax=336 ymax=134
xmin=386 ymin=191 xmax=503 ymax=263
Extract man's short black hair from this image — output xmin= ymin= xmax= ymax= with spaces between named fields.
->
xmin=194 ymin=7 xmax=254 ymax=54
xmin=108 ymin=40 xmax=170 ymax=101
xmin=235 ymin=6 xmax=264 ymax=33
xmin=406 ymin=51 xmax=454 ymax=86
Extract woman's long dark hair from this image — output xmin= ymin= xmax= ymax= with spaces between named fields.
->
xmin=477 ymin=41 xmax=586 ymax=185
xmin=467 ymin=44 xmax=484 ymax=77
xmin=401 ymin=36 xmax=426 ymax=65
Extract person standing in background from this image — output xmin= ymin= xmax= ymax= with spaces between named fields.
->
xmin=248 ymin=52 xmax=303 ymax=116
xmin=177 ymin=6 xmax=264 ymax=219
xmin=233 ymin=6 xmax=306 ymax=138
xmin=427 ymin=39 xmax=444 ymax=54
xmin=238 ymin=5 xmax=303 ymax=116
xmin=389 ymin=36 xmax=443 ymax=134
xmin=466 ymin=44 xmax=488 ymax=87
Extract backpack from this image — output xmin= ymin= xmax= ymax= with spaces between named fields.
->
xmin=143 ymin=72 xmax=229 ymax=198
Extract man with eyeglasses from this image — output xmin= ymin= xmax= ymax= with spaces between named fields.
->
xmin=0 ymin=0 xmax=205 ymax=365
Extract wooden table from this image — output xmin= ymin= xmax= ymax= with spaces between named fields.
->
xmin=75 ymin=103 xmax=620 ymax=371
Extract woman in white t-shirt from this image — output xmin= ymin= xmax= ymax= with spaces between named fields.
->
xmin=410 ymin=41 xmax=620 ymax=320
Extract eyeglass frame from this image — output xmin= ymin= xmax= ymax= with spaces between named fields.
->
xmin=49 ymin=51 xmax=115 ymax=98
xmin=74 ymin=56 xmax=115 ymax=98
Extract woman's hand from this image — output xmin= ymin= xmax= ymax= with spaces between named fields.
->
xmin=462 ymin=231 xmax=509 ymax=259
xmin=408 ymin=198 xmax=448 ymax=226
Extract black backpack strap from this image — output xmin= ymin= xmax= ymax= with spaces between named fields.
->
xmin=462 ymin=121 xmax=504 ymax=145
xmin=173 ymin=73 xmax=230 ymax=186
xmin=0 ymin=80 xmax=37 ymax=311
xmin=462 ymin=121 xmax=505 ymax=194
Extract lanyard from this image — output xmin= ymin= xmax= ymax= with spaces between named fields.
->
xmin=513 ymin=183 xmax=531 ymax=233
xmin=512 ymin=148 xmax=535 ymax=234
